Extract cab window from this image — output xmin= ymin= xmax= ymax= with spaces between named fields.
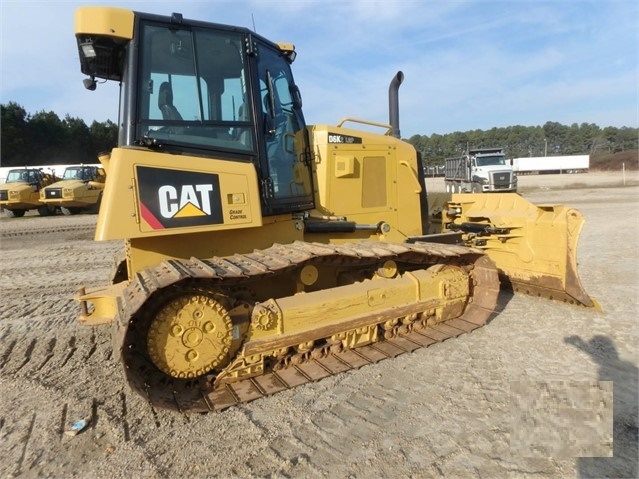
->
xmin=137 ymin=23 xmax=253 ymax=154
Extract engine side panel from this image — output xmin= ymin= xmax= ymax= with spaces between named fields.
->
xmin=308 ymin=125 xmax=424 ymax=241
xmin=95 ymin=148 xmax=263 ymax=241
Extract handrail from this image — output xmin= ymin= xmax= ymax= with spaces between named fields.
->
xmin=336 ymin=118 xmax=393 ymax=135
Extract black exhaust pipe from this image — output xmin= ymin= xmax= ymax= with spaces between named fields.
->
xmin=388 ymin=71 xmax=404 ymax=139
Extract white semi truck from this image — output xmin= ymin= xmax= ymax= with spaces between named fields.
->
xmin=510 ymin=155 xmax=589 ymax=175
xmin=444 ymin=148 xmax=517 ymax=193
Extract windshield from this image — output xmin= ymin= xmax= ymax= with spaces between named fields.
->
xmin=137 ymin=23 xmax=253 ymax=154
xmin=6 ymin=170 xmax=35 ymax=183
xmin=476 ymin=155 xmax=506 ymax=167
xmin=63 ymin=167 xmax=94 ymax=180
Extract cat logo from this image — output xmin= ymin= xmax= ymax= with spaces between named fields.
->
xmin=158 ymin=184 xmax=214 ymax=218
xmin=136 ymin=166 xmax=223 ymax=230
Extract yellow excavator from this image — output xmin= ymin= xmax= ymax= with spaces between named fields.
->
xmin=74 ymin=7 xmax=596 ymax=413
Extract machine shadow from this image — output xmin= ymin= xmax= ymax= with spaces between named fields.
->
xmin=564 ymin=334 xmax=638 ymax=479
xmin=486 ymin=288 xmax=515 ymax=324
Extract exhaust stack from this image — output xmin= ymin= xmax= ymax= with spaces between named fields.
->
xmin=388 ymin=71 xmax=404 ymax=139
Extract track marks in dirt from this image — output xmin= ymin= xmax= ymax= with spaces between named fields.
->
xmin=0 ymin=221 xmax=96 ymax=238
xmin=89 ymin=389 xmax=165 ymax=447
xmin=232 ymin=377 xmax=402 ymax=477
xmin=0 ymin=395 xmax=112 ymax=478
xmin=250 ymin=439 xmax=323 ymax=478
xmin=243 ymin=411 xmax=364 ymax=477
xmin=0 ymin=406 xmax=65 ymax=478
xmin=0 ymin=339 xmax=17 ymax=370
xmin=60 ymin=336 xmax=78 ymax=369
xmin=119 ymin=392 xmax=131 ymax=442
xmin=11 ymin=338 xmax=37 ymax=373
xmin=0 ymin=327 xmax=110 ymax=391
xmin=14 ymin=413 xmax=36 ymax=477
xmin=236 ymin=359 xmax=449 ymax=477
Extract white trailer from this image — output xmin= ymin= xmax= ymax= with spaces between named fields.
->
xmin=510 ymin=155 xmax=589 ymax=175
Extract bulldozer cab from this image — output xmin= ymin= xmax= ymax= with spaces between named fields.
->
xmin=76 ymin=8 xmax=313 ymax=216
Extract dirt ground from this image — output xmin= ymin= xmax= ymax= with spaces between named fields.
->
xmin=0 ymin=171 xmax=637 ymax=479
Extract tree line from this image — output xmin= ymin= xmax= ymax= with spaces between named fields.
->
xmin=408 ymin=122 xmax=638 ymax=167
xmin=1 ymin=101 xmax=637 ymax=168
xmin=1 ymin=102 xmax=117 ymax=167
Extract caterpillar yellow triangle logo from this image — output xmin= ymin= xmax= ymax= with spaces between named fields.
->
xmin=174 ymin=202 xmax=207 ymax=218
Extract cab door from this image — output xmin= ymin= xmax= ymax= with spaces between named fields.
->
xmin=254 ymin=44 xmax=313 ymax=215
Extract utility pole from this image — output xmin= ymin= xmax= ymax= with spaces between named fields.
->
xmin=544 ymin=138 xmax=548 ymax=157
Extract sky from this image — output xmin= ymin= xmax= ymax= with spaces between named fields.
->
xmin=1 ymin=0 xmax=637 ymax=139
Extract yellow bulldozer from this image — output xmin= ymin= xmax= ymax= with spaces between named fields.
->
xmin=74 ymin=7 xmax=596 ymax=413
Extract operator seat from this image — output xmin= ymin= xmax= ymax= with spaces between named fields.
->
xmin=158 ymin=82 xmax=183 ymax=121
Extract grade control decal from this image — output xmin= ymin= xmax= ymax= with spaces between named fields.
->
xmin=136 ymin=166 xmax=223 ymax=230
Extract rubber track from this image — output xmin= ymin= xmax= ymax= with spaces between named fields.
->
xmin=115 ymin=240 xmax=499 ymax=413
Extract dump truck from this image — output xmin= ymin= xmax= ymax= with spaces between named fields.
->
xmin=40 ymin=164 xmax=106 ymax=215
xmin=0 ymin=168 xmax=59 ymax=217
xmin=73 ymin=7 xmax=595 ymax=413
xmin=444 ymin=148 xmax=517 ymax=193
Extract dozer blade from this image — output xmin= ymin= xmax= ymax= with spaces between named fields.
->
xmin=439 ymin=193 xmax=598 ymax=309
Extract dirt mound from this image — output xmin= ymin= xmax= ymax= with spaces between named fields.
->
xmin=591 ymin=150 xmax=639 ymax=170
